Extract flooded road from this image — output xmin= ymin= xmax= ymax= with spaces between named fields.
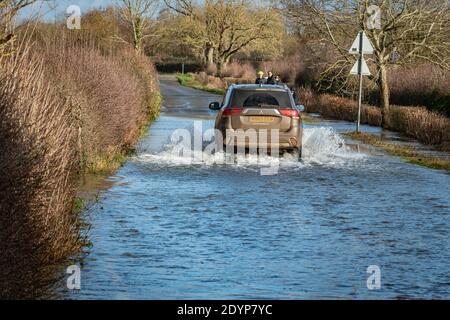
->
xmin=68 ymin=75 xmax=449 ymax=299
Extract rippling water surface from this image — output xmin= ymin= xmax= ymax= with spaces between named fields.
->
xmin=66 ymin=77 xmax=449 ymax=299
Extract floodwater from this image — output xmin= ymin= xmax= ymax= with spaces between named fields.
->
xmin=66 ymin=75 xmax=449 ymax=299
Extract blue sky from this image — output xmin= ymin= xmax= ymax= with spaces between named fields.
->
xmin=20 ymin=0 xmax=116 ymax=21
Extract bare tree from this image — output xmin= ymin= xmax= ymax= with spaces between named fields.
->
xmin=163 ymin=0 xmax=195 ymax=16
xmin=116 ymin=0 xmax=159 ymax=53
xmin=163 ymin=0 xmax=218 ymax=68
xmin=0 ymin=0 xmax=36 ymax=21
xmin=1 ymin=0 xmax=38 ymax=51
xmin=282 ymin=0 xmax=450 ymax=125
xmin=163 ymin=0 xmax=283 ymax=75
xmin=206 ymin=1 xmax=283 ymax=75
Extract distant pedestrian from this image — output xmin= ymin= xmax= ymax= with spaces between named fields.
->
xmin=266 ymin=71 xmax=276 ymax=85
xmin=291 ymin=87 xmax=297 ymax=102
xmin=275 ymin=75 xmax=280 ymax=85
xmin=255 ymin=71 xmax=266 ymax=84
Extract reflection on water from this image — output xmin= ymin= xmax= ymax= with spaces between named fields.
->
xmin=62 ymin=114 xmax=450 ymax=300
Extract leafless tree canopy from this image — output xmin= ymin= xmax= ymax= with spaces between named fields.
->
xmin=162 ymin=0 xmax=283 ymax=75
xmin=282 ymin=0 xmax=450 ymax=122
xmin=1 ymin=0 xmax=38 ymax=51
xmin=116 ymin=0 xmax=160 ymax=53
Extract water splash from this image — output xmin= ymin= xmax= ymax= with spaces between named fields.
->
xmin=134 ymin=127 xmax=365 ymax=170
xmin=302 ymin=127 xmax=363 ymax=165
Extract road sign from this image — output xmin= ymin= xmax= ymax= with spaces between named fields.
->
xmin=350 ymin=56 xmax=371 ymax=76
xmin=349 ymin=31 xmax=374 ymax=133
xmin=349 ymin=31 xmax=374 ymax=54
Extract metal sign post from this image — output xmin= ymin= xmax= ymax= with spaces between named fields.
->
xmin=357 ymin=32 xmax=364 ymax=133
xmin=349 ymin=31 xmax=374 ymax=133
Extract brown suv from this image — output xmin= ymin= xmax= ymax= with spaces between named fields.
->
xmin=209 ymin=84 xmax=304 ymax=159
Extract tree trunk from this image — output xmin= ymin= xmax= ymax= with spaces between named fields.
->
xmin=378 ymin=64 xmax=390 ymax=127
xmin=216 ymin=57 xmax=224 ymax=77
xmin=224 ymin=55 xmax=231 ymax=67
xmin=134 ymin=40 xmax=142 ymax=53
xmin=204 ymin=45 xmax=214 ymax=70
xmin=133 ymin=19 xmax=144 ymax=54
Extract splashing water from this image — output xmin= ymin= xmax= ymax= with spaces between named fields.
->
xmin=134 ymin=127 xmax=365 ymax=171
xmin=302 ymin=127 xmax=364 ymax=165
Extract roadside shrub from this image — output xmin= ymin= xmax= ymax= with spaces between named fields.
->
xmin=0 ymin=49 xmax=81 ymax=298
xmin=206 ymin=64 xmax=217 ymax=76
xmin=386 ymin=106 xmax=450 ymax=149
xmin=388 ymin=64 xmax=450 ymax=116
xmin=221 ymin=62 xmax=255 ymax=79
xmin=194 ymin=72 xmax=226 ymax=89
xmin=260 ymin=56 xmax=303 ymax=84
xmin=0 ymin=28 xmax=160 ymax=298
xmin=298 ymin=88 xmax=450 ymax=150
xmin=36 ymin=30 xmax=159 ymax=172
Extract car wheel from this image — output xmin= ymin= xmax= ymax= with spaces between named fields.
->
xmin=294 ymin=147 xmax=302 ymax=161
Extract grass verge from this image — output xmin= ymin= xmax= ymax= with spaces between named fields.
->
xmin=344 ymin=132 xmax=450 ymax=171
xmin=176 ymin=73 xmax=226 ymax=95
xmin=301 ymin=114 xmax=320 ymax=124
xmin=297 ymin=89 xmax=450 ymax=151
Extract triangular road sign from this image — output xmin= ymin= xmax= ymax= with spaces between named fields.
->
xmin=349 ymin=31 xmax=374 ymax=54
xmin=350 ymin=56 xmax=371 ymax=76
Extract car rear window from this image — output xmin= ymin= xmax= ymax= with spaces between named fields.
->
xmin=229 ymin=89 xmax=293 ymax=108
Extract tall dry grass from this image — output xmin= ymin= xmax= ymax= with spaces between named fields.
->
xmin=388 ymin=64 xmax=450 ymax=116
xmin=387 ymin=106 xmax=450 ymax=149
xmin=297 ymin=88 xmax=450 ymax=150
xmin=0 ymin=48 xmax=82 ymax=298
xmin=35 ymin=29 xmax=160 ymax=172
xmin=220 ymin=62 xmax=256 ymax=79
xmin=195 ymin=71 xmax=227 ymax=89
xmin=260 ymin=56 xmax=305 ymax=84
xmin=0 ymin=28 xmax=160 ymax=298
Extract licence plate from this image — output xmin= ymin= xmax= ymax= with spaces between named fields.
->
xmin=249 ymin=116 xmax=274 ymax=123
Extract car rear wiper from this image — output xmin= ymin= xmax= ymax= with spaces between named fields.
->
xmin=258 ymin=104 xmax=280 ymax=108
xmin=244 ymin=104 xmax=280 ymax=108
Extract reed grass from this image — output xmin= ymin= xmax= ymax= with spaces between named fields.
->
xmin=345 ymin=132 xmax=450 ymax=171
xmin=298 ymin=89 xmax=450 ymax=151
xmin=0 ymin=27 xmax=160 ymax=298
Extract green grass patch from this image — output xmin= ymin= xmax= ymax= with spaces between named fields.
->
xmin=176 ymin=73 xmax=225 ymax=95
xmin=175 ymin=73 xmax=193 ymax=86
xmin=301 ymin=114 xmax=320 ymax=124
xmin=84 ymin=149 xmax=134 ymax=174
xmin=139 ymin=92 xmax=161 ymax=137
xmin=72 ymin=197 xmax=84 ymax=214
xmin=344 ymin=132 xmax=450 ymax=171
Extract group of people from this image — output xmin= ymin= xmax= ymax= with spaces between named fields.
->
xmin=255 ymin=71 xmax=280 ymax=85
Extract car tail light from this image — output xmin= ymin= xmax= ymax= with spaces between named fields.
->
xmin=279 ymin=109 xmax=300 ymax=119
xmin=222 ymin=108 xmax=242 ymax=116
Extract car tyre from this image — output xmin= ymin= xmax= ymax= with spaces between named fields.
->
xmin=294 ymin=147 xmax=302 ymax=161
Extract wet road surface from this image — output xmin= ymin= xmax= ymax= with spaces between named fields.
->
xmin=67 ymin=75 xmax=450 ymax=299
